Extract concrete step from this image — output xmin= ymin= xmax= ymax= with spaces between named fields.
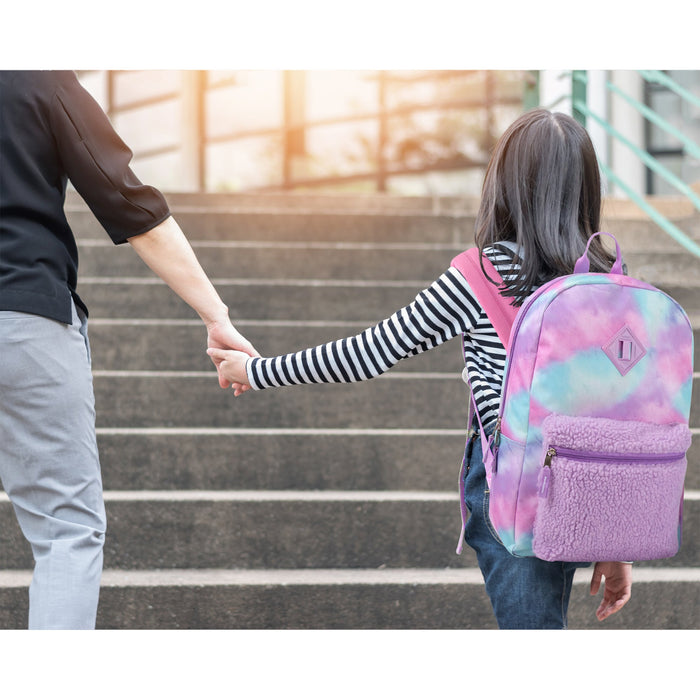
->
xmin=65 ymin=197 xmax=700 ymax=250
xmin=90 ymin=373 xmax=700 ymax=429
xmin=625 ymin=253 xmax=700 ymax=286
xmin=65 ymin=188 xmax=700 ymax=224
xmin=77 ymin=277 xmax=700 ymax=325
xmin=77 ymin=240 xmax=471 ymax=282
xmin=94 ymin=428 xmax=700 ymax=492
xmin=75 ymin=238 xmax=700 ymax=285
xmin=68 ymin=209 xmax=699 ymax=252
xmin=78 ymin=279 xmax=444 ymax=322
xmin=1 ymin=567 xmax=699 ymax=629
xmin=0 ymin=492 xmax=478 ymax=570
xmin=95 ymin=429 xmax=468 ymax=492
xmin=90 ymin=373 xmax=467 ymax=429
xmin=1 ymin=492 xmax=698 ymax=571
xmin=67 ymin=208 xmax=473 ymax=244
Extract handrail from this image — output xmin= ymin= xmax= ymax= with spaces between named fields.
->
xmin=572 ymin=72 xmax=700 ymax=165
xmin=639 ymin=70 xmax=700 ymax=109
xmin=573 ymin=99 xmax=700 ymax=213
xmin=600 ymin=163 xmax=700 ymax=258
xmin=207 ymin=96 xmax=521 ymax=145
xmin=605 ymin=82 xmax=700 ymax=161
xmin=571 ymin=71 xmax=700 ymax=259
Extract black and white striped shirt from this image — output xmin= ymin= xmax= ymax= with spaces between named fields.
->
xmin=246 ymin=243 xmax=526 ymax=427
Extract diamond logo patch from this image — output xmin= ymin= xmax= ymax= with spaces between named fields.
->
xmin=602 ymin=325 xmax=647 ymax=376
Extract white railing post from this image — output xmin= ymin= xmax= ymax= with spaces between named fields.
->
xmin=609 ymin=70 xmax=645 ymax=198
xmin=586 ymin=70 xmax=610 ymax=192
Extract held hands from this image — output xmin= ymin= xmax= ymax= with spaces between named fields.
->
xmin=207 ymin=317 xmax=260 ymax=396
xmin=590 ymin=561 xmax=632 ymax=621
xmin=207 ymin=346 xmax=251 ymax=396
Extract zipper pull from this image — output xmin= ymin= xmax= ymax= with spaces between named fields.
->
xmin=544 ymin=447 xmax=556 ymax=467
xmin=493 ymin=417 xmax=502 ymax=447
xmin=539 ymin=448 xmax=556 ymax=498
xmin=484 ymin=417 xmax=502 ymax=474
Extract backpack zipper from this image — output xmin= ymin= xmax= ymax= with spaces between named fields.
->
xmin=539 ymin=445 xmax=686 ymax=498
xmin=548 ymin=446 xmax=686 ymax=464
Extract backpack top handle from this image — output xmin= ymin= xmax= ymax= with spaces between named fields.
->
xmin=574 ymin=231 xmax=625 ymax=275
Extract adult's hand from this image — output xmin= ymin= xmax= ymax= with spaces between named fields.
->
xmin=127 ymin=216 xmax=259 ymax=389
xmin=206 ymin=317 xmax=259 ymax=389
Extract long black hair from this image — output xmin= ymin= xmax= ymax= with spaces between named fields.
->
xmin=474 ymin=109 xmax=616 ymax=305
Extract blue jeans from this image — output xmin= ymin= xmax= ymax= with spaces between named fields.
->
xmin=462 ymin=426 xmax=587 ymax=629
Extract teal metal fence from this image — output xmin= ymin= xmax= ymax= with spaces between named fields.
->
xmin=569 ymin=70 xmax=700 ymax=258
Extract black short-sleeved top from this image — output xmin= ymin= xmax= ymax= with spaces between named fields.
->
xmin=0 ymin=70 xmax=171 ymax=323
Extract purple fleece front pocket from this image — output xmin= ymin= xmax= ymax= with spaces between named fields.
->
xmin=532 ymin=415 xmax=691 ymax=562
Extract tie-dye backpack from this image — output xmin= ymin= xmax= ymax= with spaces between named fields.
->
xmin=453 ymin=232 xmax=693 ymax=562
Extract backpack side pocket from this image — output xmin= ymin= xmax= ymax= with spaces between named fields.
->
xmin=533 ymin=415 xmax=691 ymax=562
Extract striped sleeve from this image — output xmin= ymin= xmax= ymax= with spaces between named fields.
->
xmin=246 ymin=268 xmax=481 ymax=390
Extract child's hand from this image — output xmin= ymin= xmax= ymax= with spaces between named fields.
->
xmin=590 ymin=561 xmax=632 ymax=621
xmin=206 ymin=318 xmax=259 ymax=389
xmin=206 ymin=348 xmax=251 ymax=396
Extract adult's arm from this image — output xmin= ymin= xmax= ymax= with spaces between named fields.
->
xmin=128 ymin=216 xmax=258 ymax=387
xmin=48 ymin=72 xmax=257 ymax=385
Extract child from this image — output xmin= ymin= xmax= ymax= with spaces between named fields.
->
xmin=208 ymin=109 xmax=633 ymax=629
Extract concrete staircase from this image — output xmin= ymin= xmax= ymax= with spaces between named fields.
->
xmin=1 ymin=191 xmax=698 ymax=629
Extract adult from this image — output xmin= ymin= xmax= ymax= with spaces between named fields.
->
xmin=0 ymin=70 xmax=255 ymax=629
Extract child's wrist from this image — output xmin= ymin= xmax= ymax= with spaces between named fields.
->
xmin=244 ymin=356 xmax=256 ymax=389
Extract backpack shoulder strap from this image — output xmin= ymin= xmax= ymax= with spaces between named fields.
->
xmin=452 ymin=248 xmax=518 ymax=555
xmin=450 ymin=247 xmax=518 ymax=349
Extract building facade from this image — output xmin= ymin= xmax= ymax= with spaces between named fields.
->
xmin=77 ymin=70 xmax=700 ymax=198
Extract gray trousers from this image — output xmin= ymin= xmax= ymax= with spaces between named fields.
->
xmin=0 ymin=303 xmax=106 ymax=629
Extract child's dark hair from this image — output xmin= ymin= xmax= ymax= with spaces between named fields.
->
xmin=475 ymin=108 xmax=616 ymax=305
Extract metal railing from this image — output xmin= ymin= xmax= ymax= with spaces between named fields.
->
xmin=569 ymin=70 xmax=700 ymax=258
xmin=84 ymin=70 xmax=525 ymax=194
